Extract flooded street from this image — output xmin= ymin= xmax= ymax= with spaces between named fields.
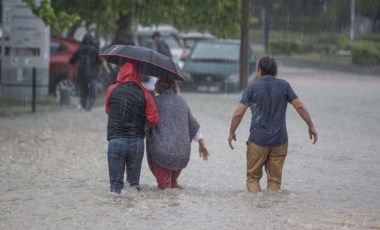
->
xmin=1 ymin=66 xmax=380 ymax=229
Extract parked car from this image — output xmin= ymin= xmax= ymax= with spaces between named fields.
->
xmin=0 ymin=36 xmax=80 ymax=96
xmin=49 ymin=36 xmax=80 ymax=96
xmin=180 ymin=39 xmax=256 ymax=93
xmin=180 ymin=32 xmax=215 ymax=49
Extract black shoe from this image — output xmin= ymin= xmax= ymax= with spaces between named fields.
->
xmin=131 ymin=185 xmax=141 ymax=192
xmin=110 ymin=189 xmax=121 ymax=194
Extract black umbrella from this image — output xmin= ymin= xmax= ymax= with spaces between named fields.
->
xmin=100 ymin=45 xmax=185 ymax=81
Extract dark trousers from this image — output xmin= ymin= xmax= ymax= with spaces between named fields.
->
xmin=107 ymin=137 xmax=144 ymax=194
xmin=79 ymin=79 xmax=97 ymax=111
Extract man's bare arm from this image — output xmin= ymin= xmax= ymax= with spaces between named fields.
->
xmin=291 ymin=98 xmax=318 ymax=144
xmin=228 ymin=103 xmax=249 ymax=149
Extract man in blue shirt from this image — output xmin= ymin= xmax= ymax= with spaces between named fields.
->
xmin=228 ymin=56 xmax=318 ymax=193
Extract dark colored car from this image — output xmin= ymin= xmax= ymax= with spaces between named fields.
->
xmin=49 ymin=36 xmax=80 ymax=95
xmin=180 ymin=32 xmax=215 ymax=49
xmin=180 ymin=39 xmax=256 ymax=93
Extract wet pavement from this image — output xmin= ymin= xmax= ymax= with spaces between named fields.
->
xmin=0 ymin=66 xmax=379 ymax=229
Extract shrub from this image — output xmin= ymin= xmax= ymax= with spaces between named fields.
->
xmin=352 ymin=41 xmax=380 ymax=65
xmin=269 ymin=39 xmax=313 ymax=55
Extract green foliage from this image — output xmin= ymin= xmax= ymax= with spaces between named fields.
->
xmin=269 ymin=39 xmax=313 ymax=55
xmin=24 ymin=0 xmax=241 ymax=39
xmin=358 ymin=0 xmax=380 ymax=30
xmin=136 ymin=0 xmax=241 ymax=38
xmin=22 ymin=0 xmax=80 ymax=34
xmin=337 ymin=37 xmax=351 ymax=50
xmin=352 ymin=41 xmax=380 ymax=66
xmin=358 ymin=33 xmax=380 ymax=43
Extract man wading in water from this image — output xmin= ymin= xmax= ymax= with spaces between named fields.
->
xmin=228 ymin=56 xmax=318 ymax=193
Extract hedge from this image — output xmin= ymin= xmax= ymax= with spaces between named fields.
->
xmin=352 ymin=41 xmax=380 ymax=66
xmin=269 ymin=39 xmax=313 ymax=55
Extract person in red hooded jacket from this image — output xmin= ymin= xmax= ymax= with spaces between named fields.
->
xmin=105 ymin=61 xmax=158 ymax=194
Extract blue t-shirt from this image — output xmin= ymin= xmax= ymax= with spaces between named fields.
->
xmin=240 ymin=75 xmax=298 ymax=146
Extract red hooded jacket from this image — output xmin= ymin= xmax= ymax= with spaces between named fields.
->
xmin=105 ymin=61 xmax=158 ymax=128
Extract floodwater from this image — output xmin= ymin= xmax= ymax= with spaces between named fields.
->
xmin=0 ymin=66 xmax=379 ymax=229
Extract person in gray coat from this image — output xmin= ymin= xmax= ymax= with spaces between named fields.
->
xmin=146 ymin=77 xmax=208 ymax=189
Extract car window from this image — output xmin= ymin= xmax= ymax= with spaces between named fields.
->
xmin=190 ymin=42 xmax=240 ymax=60
xmin=163 ymin=35 xmax=180 ymax=49
xmin=50 ymin=41 xmax=67 ymax=55
xmin=137 ymin=33 xmax=181 ymax=49
xmin=184 ymin=39 xmax=197 ymax=49
xmin=138 ymin=35 xmax=152 ymax=47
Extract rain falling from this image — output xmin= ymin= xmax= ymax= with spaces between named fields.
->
xmin=0 ymin=0 xmax=379 ymax=229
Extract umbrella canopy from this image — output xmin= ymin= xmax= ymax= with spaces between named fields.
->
xmin=100 ymin=45 xmax=185 ymax=81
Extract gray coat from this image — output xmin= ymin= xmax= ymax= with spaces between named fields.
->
xmin=146 ymin=90 xmax=200 ymax=171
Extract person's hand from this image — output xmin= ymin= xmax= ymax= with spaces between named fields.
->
xmin=228 ymin=133 xmax=236 ymax=150
xmin=308 ymin=126 xmax=318 ymax=144
xmin=198 ymin=140 xmax=208 ymax=161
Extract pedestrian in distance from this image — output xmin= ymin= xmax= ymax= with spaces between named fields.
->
xmin=105 ymin=61 xmax=158 ymax=194
xmin=69 ymin=33 xmax=109 ymax=111
xmin=228 ymin=56 xmax=318 ymax=193
xmin=142 ymin=31 xmax=173 ymax=93
xmin=146 ymin=77 xmax=208 ymax=190
xmin=148 ymin=31 xmax=172 ymax=58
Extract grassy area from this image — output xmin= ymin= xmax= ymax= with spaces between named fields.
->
xmin=0 ymin=96 xmax=63 ymax=116
xmin=250 ymin=29 xmax=348 ymax=45
xmin=290 ymin=52 xmax=352 ymax=64
xmin=250 ymin=29 xmax=380 ymax=66
xmin=0 ymin=92 xmax=107 ymax=118
xmin=0 ymin=97 xmax=61 ymax=117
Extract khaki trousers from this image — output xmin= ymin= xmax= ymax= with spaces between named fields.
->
xmin=246 ymin=141 xmax=288 ymax=193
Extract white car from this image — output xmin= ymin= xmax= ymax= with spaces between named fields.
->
xmin=131 ymin=24 xmax=187 ymax=65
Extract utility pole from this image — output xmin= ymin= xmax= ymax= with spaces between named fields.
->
xmin=240 ymin=0 xmax=250 ymax=90
xmin=262 ymin=0 xmax=271 ymax=53
xmin=350 ymin=0 xmax=356 ymax=48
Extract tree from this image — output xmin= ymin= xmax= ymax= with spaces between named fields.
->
xmin=24 ymin=0 xmax=242 ymax=41
xmin=358 ymin=0 xmax=380 ymax=32
xmin=240 ymin=0 xmax=250 ymax=89
xmin=22 ymin=0 xmax=80 ymax=34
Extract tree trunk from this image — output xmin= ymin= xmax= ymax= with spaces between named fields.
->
xmin=66 ymin=20 xmax=82 ymax=40
xmin=262 ymin=1 xmax=271 ymax=53
xmin=113 ymin=13 xmax=134 ymax=44
xmin=350 ymin=0 xmax=356 ymax=47
xmin=240 ymin=0 xmax=250 ymax=90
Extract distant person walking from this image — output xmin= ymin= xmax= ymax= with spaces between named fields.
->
xmin=70 ymin=33 xmax=106 ymax=111
xmin=105 ymin=61 xmax=158 ymax=194
xmin=148 ymin=31 xmax=172 ymax=58
xmin=228 ymin=56 xmax=318 ymax=193
xmin=142 ymin=32 xmax=173 ymax=92
xmin=146 ymin=78 xmax=208 ymax=190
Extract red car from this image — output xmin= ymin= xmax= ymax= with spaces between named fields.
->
xmin=49 ymin=36 xmax=80 ymax=95
xmin=0 ymin=36 xmax=79 ymax=96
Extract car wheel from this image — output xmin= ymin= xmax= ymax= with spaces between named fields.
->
xmin=54 ymin=78 xmax=76 ymax=101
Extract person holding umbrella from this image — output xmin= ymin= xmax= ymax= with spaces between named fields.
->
xmin=100 ymin=44 xmax=187 ymax=192
xmin=105 ymin=61 xmax=158 ymax=194
xmin=146 ymin=77 xmax=209 ymax=190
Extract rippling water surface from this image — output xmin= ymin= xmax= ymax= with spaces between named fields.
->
xmin=1 ymin=67 xmax=379 ymax=229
